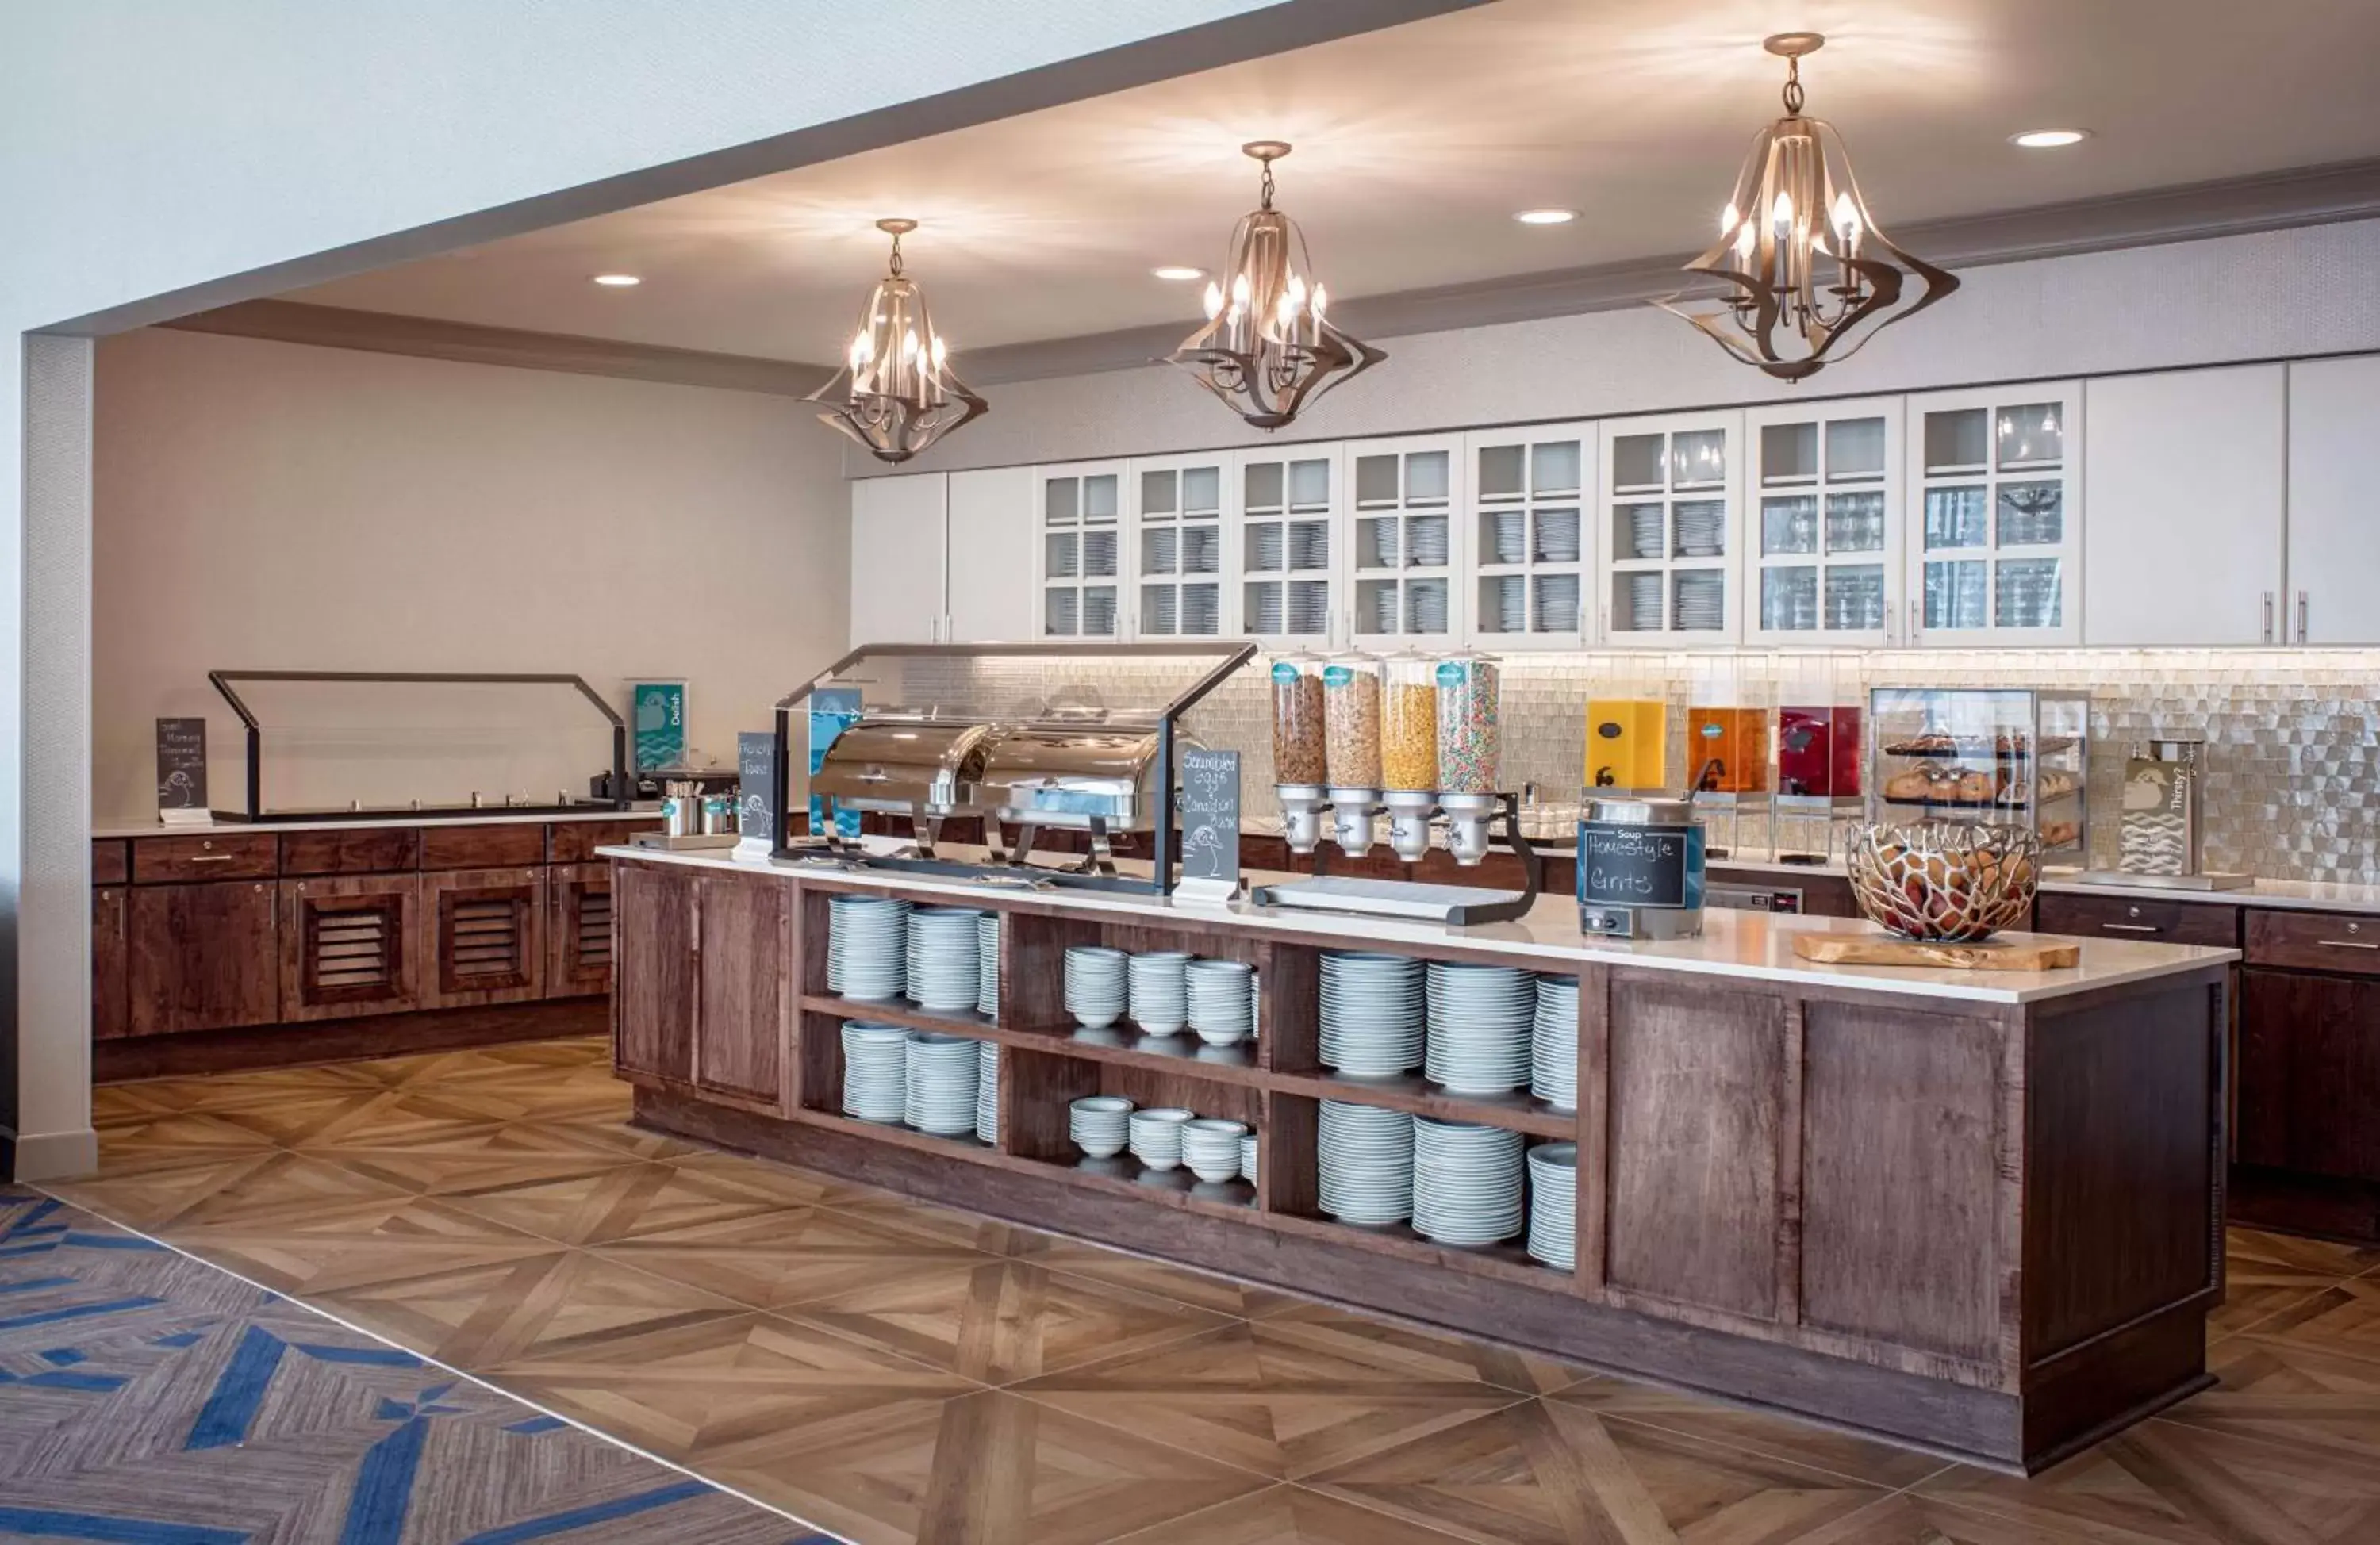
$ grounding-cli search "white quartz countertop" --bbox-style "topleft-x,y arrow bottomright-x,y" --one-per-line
93,808 -> 662,839
600,843 -> 2236,1006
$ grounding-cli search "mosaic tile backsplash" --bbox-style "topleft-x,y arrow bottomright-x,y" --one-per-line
860,649 -> 2380,884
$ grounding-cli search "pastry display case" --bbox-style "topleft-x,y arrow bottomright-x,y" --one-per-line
1866,687 -> 2089,865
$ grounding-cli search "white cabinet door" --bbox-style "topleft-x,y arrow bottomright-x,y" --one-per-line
2083,366 -> 2285,646
1903,383 -> 2083,646
1463,424 -> 1589,650
1129,451 -> 1234,638
1745,397 -> 1902,647
1345,434 -> 1466,651
1034,461 -> 1128,639
1238,447 -> 1342,649
1596,410 -> 1745,646
2288,355 -> 2380,645
944,466 -> 1036,643
849,473 -> 946,646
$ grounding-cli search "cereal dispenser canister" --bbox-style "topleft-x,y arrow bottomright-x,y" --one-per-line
1434,651 -> 1503,865
1380,651 -> 1441,861
1269,652 -> 1329,853
1321,651 -> 1384,857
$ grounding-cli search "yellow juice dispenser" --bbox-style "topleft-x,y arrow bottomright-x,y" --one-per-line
1583,691 -> 1670,795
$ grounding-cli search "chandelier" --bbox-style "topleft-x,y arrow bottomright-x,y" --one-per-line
1656,33 -> 1957,381
1168,142 -> 1383,429
808,218 -> 987,463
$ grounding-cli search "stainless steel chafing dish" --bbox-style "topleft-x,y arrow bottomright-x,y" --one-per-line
977,716 -> 1172,876
808,715 -> 993,857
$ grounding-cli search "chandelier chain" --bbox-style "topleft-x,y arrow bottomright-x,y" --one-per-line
1258,158 -> 1276,210
1782,55 -> 1805,116
886,231 -> 904,277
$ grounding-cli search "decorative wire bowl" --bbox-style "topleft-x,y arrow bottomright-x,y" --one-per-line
1844,822 -> 2040,943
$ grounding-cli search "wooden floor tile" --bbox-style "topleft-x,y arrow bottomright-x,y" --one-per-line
443,1160 -> 816,1246
1773,1493 -> 2113,1543
669,1147 -> 892,1207
1257,1302 -> 1591,1395
399,1063 -> 635,1124
163,1193 -> 561,1295
1548,1379 -> 1952,1488
2159,1334 -> 2380,1463
1304,1397 -> 1884,1545
595,1206 -> 998,1312
1105,1486 -> 1476,1544
267,1089 -> 520,1151
1010,1320 -> 1528,1480
317,1120 -> 647,1196
1000,1232 -> 1307,1318
779,1256 -> 1234,1383
827,1190 -> 1069,1256
535,1115 -> 710,1162
2236,1279 -> 2380,1367
90,1110 -> 285,1174
2212,1229 -> 2380,1338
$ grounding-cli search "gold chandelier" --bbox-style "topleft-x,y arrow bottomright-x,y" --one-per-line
808,218 -> 987,463
1656,33 -> 1957,381
1169,142 -> 1383,429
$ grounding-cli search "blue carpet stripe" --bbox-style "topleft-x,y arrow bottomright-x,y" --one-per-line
502,1416 -> 566,1436
0,1509 -> 248,1543
294,1343 -> 420,1367
0,1275 -> 78,1294
63,1233 -> 165,1251
0,1295 -> 163,1330
185,1325 -> 286,1451
338,1417 -> 428,1545
454,1479 -> 714,1544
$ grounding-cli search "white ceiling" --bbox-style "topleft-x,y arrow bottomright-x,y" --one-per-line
286,0 -> 2380,366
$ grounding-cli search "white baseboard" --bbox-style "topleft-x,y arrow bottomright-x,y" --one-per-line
6,1125 -> 99,1182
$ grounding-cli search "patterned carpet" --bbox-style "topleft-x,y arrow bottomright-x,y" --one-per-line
36,1034 -> 2380,1543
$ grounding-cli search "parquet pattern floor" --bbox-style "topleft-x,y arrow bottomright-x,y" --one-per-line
41,1036 -> 2380,1543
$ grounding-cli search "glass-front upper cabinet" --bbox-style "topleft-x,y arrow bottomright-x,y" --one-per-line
1745,398 -> 1903,647
1035,461 -> 1126,639
1240,450 -> 1338,647
1464,424 -> 1588,649
1904,383 -> 2084,646
1129,452 -> 1232,638
1597,410 -> 1744,646
1346,435 -> 1465,650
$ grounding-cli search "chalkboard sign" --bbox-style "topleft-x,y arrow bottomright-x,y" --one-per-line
1178,748 -> 1240,890
1577,822 -> 1695,909
155,718 -> 209,815
737,730 -> 777,846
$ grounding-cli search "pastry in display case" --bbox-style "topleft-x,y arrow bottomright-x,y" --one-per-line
1867,687 -> 2089,863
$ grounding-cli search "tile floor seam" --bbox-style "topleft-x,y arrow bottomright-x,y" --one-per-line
998,1382 -> 1336,1490
1578,1407 -> 1925,1493
2209,1281 -> 2352,1343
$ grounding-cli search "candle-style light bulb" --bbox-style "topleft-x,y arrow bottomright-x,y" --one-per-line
1721,201 -> 1740,237
1311,282 -> 1329,319
1831,192 -> 1860,249
1772,190 -> 1795,233
1202,281 -> 1223,320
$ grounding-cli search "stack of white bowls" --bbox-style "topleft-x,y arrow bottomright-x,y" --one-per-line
1127,951 -> 1192,1036
1186,960 -> 1255,1047
1424,963 -> 1535,1095
1239,1132 -> 1260,1183
1320,952 -> 1425,1075
1530,975 -> 1580,1112
905,907 -> 983,1014
1183,1118 -> 1249,1183
1065,946 -> 1129,1029
1128,1107 -> 1195,1171
1318,1099 -> 1415,1225
976,913 -> 1001,1018
827,895 -> 909,1001
975,1040 -> 1000,1145
1070,1095 -> 1132,1158
1526,1142 -> 1578,1268
903,1033 -> 981,1135
1411,1118 -> 1525,1246
839,1022 -> 909,1121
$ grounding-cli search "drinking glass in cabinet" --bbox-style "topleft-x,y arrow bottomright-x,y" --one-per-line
1763,496 -> 1819,556
1925,487 -> 1990,550
1763,567 -> 1819,631
1996,403 -> 2064,470
1994,559 -> 2063,629
1761,421 -> 1819,484
1825,565 -> 1887,631
1288,458 -> 1332,508
1924,408 -> 1990,475
1997,482 -> 2063,547
1825,491 -> 1886,553
1825,417 -> 1888,479
1614,503 -> 1665,561
1533,508 -> 1581,563
1673,500 -> 1726,558
1671,429 -> 1726,489
1533,441 -> 1582,495
1925,559 -> 1989,629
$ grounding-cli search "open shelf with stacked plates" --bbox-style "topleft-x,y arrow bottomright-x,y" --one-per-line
1745,398 -> 1903,646
1465,424 -> 1589,649
1130,452 -> 1230,638
1241,450 -> 1339,647
1904,384 -> 2084,646
1345,435 -> 1465,651
1037,461 -> 1127,638
1598,410 -> 1744,645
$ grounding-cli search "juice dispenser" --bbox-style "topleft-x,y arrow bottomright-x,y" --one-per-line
1583,692 -> 1669,795
1774,665 -> 1864,864
1685,671 -> 1772,859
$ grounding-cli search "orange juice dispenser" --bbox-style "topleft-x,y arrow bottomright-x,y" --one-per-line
1583,688 -> 1671,796
1685,670 -> 1772,859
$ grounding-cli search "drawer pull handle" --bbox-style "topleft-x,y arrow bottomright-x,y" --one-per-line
2100,922 -> 2161,933
186,853 -> 236,864
2317,939 -> 2380,951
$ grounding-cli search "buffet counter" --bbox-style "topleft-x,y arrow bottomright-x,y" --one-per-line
604,842 -> 2233,1474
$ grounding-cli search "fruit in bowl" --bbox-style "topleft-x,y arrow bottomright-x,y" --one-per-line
1844,822 -> 2040,943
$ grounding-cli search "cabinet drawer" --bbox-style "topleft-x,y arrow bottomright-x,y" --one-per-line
2247,910 -> 2380,975
92,839 -> 129,886
132,833 -> 278,884
420,822 -> 546,870
548,818 -> 663,864
2034,892 -> 2238,948
280,826 -> 421,876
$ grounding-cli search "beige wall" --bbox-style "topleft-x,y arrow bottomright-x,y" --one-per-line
93,327 -> 846,817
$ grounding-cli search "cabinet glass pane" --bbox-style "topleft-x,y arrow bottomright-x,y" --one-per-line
1532,441 -> 1583,495
1996,482 -> 2063,547
1355,454 -> 1399,506
1141,528 -> 1179,576
1762,566 -> 1819,631
1925,559 -> 1989,629
1674,499 -> 1726,558
1477,444 -> 1525,500
1825,490 -> 1887,554
1825,564 -> 1887,631
1407,512 -> 1450,568
1614,502 -> 1664,562
1081,530 -> 1118,578
1612,434 -> 1664,492
1479,574 -> 1526,634
1084,474 -> 1119,522
1182,465 -> 1221,514
1044,478 -> 1079,526
1534,508 -> 1582,563
1045,531 -> 1079,579
1286,579 -> 1330,634
1825,417 -> 1887,479
1614,571 -> 1664,631
1358,579 -> 1400,635
1480,508 -> 1526,566
1925,486 -> 1990,550
1672,429 -> 1726,488
1181,583 -> 1220,635
1139,469 -> 1177,517
1082,587 -> 1117,636
1924,408 -> 1988,474
1994,558 -> 2063,629
1245,461 -> 1284,511
1045,588 -> 1079,636
1356,515 -> 1399,570
1406,450 -> 1450,504
1244,520 -> 1284,573
1181,526 -> 1219,575
1995,403 -> 2064,470
1406,577 -> 1449,634
1761,422 -> 1819,484
1140,582 -> 1177,635
1532,573 -> 1581,634
1672,568 -> 1725,630
1762,495 -> 1819,556
1286,519 -> 1330,571
1245,581 -> 1283,634
1288,458 -> 1332,508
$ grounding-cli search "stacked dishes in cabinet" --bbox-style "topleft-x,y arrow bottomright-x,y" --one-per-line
976,1039 -> 1000,1145
1070,1096 -> 1251,1188
839,1023 -> 911,1121
1070,1095 -> 1132,1157
828,895 -> 910,1000
1530,976 -> 1580,1112
976,912 -> 1000,1018
841,1024 -> 987,1141
1072,944 -> 1257,1050
1424,964 -> 1534,1095
1319,1099 -> 1415,1225
1127,952 -> 1191,1035
1317,952 -> 1575,1110
1064,946 -> 1128,1028
1128,1107 -> 1193,1169
1185,960 -> 1256,1048
904,1033 -> 981,1136
1526,1143 -> 1577,1267
1412,1118 -> 1525,1245
905,906 -> 986,1014
1182,1118 -> 1251,1183
1319,953 -> 1424,1075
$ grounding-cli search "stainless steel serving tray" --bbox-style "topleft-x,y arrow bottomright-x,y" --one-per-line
976,720 -> 1168,830
809,716 -> 994,814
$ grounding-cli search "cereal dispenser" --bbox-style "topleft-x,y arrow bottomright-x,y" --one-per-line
1269,652 -> 1329,853
1321,651 -> 1385,857
1434,650 -> 1503,864
1380,650 -> 1440,861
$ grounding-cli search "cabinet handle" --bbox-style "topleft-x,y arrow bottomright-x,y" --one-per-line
2262,591 -> 2275,644
187,853 -> 234,864
2297,590 -> 2310,644
2099,922 -> 2162,933
2317,938 -> 2380,951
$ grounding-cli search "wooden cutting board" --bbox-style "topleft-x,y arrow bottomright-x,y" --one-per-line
1792,934 -> 2081,971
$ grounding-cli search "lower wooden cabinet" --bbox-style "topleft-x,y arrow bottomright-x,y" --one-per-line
613,861 -> 695,1083
547,862 -> 614,999
2237,966 -> 2380,1179
421,867 -> 546,1010
280,875 -> 420,1022
93,887 -> 129,1041
126,879 -> 280,1036
693,871 -> 789,1107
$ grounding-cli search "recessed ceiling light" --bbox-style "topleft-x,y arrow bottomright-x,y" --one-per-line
1514,208 -> 1580,225
1151,265 -> 1205,282
2010,128 -> 2090,149
591,273 -> 642,286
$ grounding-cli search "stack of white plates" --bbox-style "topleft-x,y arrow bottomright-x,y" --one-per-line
1526,1142 -> 1578,1268
1143,586 -> 1179,635
976,912 -> 1000,1018
905,907 -> 983,1014
1239,1132 -> 1259,1183
1183,1118 -> 1249,1183
839,1022 -> 909,1122
1424,963 -> 1535,1095
1082,588 -> 1119,636
1624,572 -> 1664,630
1142,528 -> 1179,575
1071,1095 -> 1132,1158
903,1033 -> 980,1135
1675,569 -> 1724,630
1412,1118 -> 1525,1246
1484,574 -> 1527,634
1286,580 -> 1331,635
976,1039 -> 1000,1144
828,896 -> 910,1001
1534,573 -> 1581,634
1286,521 -> 1331,572
1408,516 -> 1450,566
1675,501 -> 1726,557
1371,584 -> 1400,634
1488,510 -> 1527,565
1186,960 -> 1255,1047
1320,951 -> 1424,1075
1530,975 -> 1580,1112
1129,1107 -> 1195,1171
1318,1099 -> 1414,1225
1535,509 -> 1583,564
1362,516 -> 1400,569
1406,580 -> 1449,636
1249,525 -> 1285,573
1046,590 -> 1081,636
1128,951 -> 1191,1036
1065,945 -> 1128,1029
1626,505 -> 1665,561
1181,584 -> 1222,634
